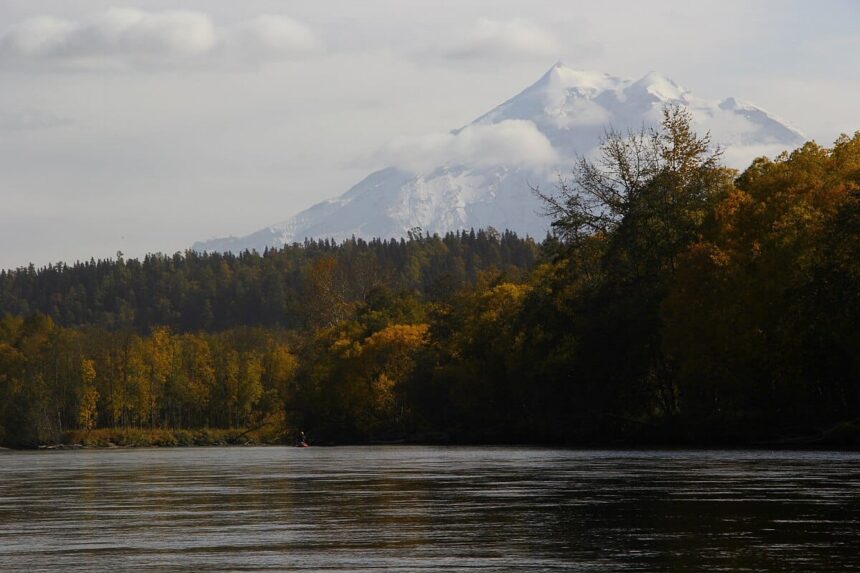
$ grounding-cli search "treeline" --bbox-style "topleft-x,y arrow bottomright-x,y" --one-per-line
0,231 -> 539,446
1,107 -> 859,447
0,229 -> 537,332
0,318 -> 297,445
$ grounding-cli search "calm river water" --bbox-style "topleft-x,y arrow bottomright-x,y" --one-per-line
0,447 -> 858,571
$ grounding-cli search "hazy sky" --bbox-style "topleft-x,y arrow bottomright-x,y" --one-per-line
1,0 -> 858,269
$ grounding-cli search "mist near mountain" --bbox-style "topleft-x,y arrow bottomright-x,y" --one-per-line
194,63 -> 805,253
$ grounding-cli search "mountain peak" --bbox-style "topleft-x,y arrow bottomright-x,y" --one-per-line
627,71 -> 688,101
194,65 -> 806,254
533,62 -> 621,94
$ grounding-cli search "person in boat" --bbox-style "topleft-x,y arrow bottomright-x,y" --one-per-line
295,431 -> 308,447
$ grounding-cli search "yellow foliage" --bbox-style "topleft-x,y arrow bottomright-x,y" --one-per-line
478,283 -> 531,324
363,323 -> 429,351
78,359 -> 99,432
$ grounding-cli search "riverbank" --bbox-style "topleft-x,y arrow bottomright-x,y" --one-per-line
45,427 -> 284,449
33,428 -> 456,449
9,423 -> 857,451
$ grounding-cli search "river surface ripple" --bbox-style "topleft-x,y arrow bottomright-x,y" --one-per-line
1,446 -> 859,571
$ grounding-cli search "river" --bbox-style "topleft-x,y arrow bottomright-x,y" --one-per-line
1,447 -> 858,571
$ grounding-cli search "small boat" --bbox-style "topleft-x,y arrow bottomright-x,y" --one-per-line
294,431 -> 309,447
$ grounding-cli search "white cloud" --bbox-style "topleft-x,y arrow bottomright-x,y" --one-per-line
0,9 -> 321,70
446,18 -> 559,60
229,15 -> 321,61
86,9 -> 216,58
0,16 -> 77,57
0,9 -> 216,66
378,119 -> 558,172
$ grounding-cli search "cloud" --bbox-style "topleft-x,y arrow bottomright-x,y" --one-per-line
229,15 -> 321,61
378,119 -> 558,172
685,103 -> 805,168
0,9 -> 321,70
445,18 -> 560,60
0,9 -> 216,66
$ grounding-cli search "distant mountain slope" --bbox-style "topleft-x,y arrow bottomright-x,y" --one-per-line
194,63 -> 805,252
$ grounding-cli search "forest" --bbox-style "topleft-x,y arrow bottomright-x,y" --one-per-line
1,107 -> 858,448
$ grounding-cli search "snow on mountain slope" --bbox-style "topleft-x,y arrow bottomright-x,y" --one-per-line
193,63 -> 805,252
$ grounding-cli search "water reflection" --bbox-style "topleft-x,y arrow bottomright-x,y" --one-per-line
1,447 -> 859,571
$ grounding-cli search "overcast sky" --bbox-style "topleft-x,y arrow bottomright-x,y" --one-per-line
1,0 -> 858,269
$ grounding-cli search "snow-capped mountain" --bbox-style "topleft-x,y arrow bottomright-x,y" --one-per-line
194,63 -> 805,252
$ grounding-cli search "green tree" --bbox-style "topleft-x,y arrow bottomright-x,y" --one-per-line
537,106 -> 731,427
